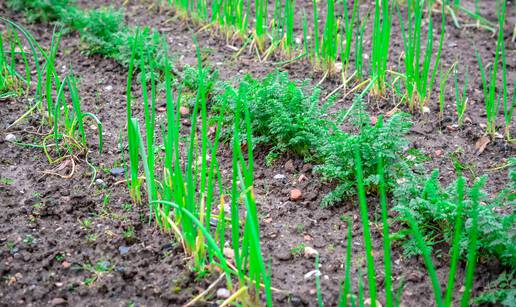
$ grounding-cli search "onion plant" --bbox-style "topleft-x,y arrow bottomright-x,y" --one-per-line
339,0 -> 358,78
371,0 -> 392,95
475,0 -> 509,138
453,65 -> 468,126
283,0 -> 295,55
396,0 -> 446,111
354,7 -> 367,80
0,17 -> 43,101
255,0 -> 267,50
125,31 -> 271,305
320,0 -> 338,70
1,19 -> 102,161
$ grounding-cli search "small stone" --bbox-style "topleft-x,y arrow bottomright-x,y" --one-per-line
275,251 -> 292,261
223,247 -> 234,259
290,296 -> 302,306
370,115 -> 378,125
55,282 -> 63,287
284,160 -> 295,172
179,106 -> 190,117
290,189 -> 302,201
104,85 -> 113,91
89,124 -> 97,131
95,179 -> 106,188
5,133 -> 16,142
304,192 -> 318,201
119,246 -> 130,255
303,246 -> 319,259
464,117 -> 472,124
301,164 -> 313,173
110,167 -> 125,176
51,298 -> 67,305
434,149 -> 443,157
303,269 -> 320,280
156,106 -> 166,112
422,106 -> 430,114
61,261 -> 71,269
216,288 -> 231,299
273,174 -> 286,180
364,298 -> 382,307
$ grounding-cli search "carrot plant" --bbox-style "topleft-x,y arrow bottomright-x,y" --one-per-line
396,0 -> 446,111
6,0 -> 72,23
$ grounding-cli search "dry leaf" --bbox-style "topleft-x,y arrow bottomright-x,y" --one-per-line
475,135 -> 490,155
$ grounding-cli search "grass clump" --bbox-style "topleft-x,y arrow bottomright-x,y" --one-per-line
393,163 -> 516,268
6,0 -> 72,23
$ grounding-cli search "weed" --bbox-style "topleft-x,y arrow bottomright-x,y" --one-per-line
22,234 -> 35,245
0,176 -> 14,185
79,218 -> 92,229
290,243 -> 305,257
122,226 -> 135,239
122,203 -> 132,212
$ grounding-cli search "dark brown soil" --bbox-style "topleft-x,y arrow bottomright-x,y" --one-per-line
1,1 -> 514,306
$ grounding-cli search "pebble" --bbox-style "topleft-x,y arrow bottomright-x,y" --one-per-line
223,247 -> 234,259
434,149 -> 443,157
61,261 -> 71,269
110,167 -> 125,176
290,189 -> 302,201
422,106 -> 430,114
273,174 -> 286,180
290,295 -> 302,306
275,251 -> 293,261
104,85 -> 113,91
179,106 -> 190,117
51,298 -> 67,306
284,160 -> 295,172
303,269 -> 320,280
5,133 -> 16,142
95,179 -> 106,188
119,246 -> 130,255
364,298 -> 383,307
216,288 -> 231,299
303,246 -> 319,259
